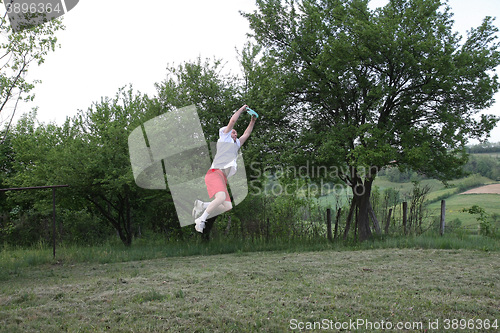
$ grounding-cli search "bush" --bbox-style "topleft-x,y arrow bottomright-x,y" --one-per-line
456,174 -> 487,193
59,209 -> 114,245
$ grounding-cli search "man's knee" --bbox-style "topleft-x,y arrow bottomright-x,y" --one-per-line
215,191 -> 227,201
224,201 -> 233,211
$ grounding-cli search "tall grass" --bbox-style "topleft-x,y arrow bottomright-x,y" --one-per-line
1,232 -> 499,281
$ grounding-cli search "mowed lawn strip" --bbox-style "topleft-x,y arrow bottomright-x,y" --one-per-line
0,249 -> 499,332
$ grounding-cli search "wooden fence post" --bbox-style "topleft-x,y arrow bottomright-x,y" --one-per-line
52,188 -> 56,258
334,208 -> 341,240
368,202 -> 381,235
326,208 -> 333,242
440,200 -> 446,236
403,202 -> 408,235
266,218 -> 270,241
385,208 -> 392,234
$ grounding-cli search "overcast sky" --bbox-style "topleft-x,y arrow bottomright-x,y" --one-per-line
9,0 -> 500,143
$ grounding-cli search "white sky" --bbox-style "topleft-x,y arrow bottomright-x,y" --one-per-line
8,0 -> 500,143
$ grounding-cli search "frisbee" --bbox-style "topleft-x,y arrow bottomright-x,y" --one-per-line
246,107 -> 259,118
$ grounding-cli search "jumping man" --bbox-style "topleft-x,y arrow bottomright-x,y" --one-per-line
192,105 -> 257,232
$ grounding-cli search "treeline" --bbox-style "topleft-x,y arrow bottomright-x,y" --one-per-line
3,0 -> 500,246
1,60 -> 499,246
0,58 -> 302,247
468,142 -> 500,154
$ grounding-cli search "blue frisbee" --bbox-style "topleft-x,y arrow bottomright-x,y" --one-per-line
246,107 -> 259,118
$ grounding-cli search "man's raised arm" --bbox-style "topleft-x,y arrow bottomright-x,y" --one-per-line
239,115 -> 257,146
223,105 -> 248,134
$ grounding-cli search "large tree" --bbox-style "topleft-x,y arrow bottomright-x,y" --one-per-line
156,57 -> 293,188
62,87 -> 167,246
5,88 -> 171,246
244,0 -> 500,240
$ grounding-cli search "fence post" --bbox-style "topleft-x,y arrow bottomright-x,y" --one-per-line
266,218 -> 270,241
385,208 -> 392,234
440,200 -> 446,236
52,188 -> 56,258
403,202 -> 408,235
334,208 -> 341,240
326,208 -> 332,242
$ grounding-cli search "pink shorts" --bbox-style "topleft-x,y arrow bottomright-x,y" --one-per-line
205,169 -> 231,202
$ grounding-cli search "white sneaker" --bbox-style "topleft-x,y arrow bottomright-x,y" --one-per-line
192,199 -> 204,218
195,217 -> 205,233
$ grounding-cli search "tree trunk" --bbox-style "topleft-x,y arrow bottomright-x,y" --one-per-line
225,215 -> 232,236
353,180 -> 373,241
87,194 -> 133,247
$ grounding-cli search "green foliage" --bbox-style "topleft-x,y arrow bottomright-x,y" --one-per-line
1,88 -> 181,246
244,0 -> 500,181
155,58 -> 241,143
4,1 -> 500,246
58,209 -> 114,245
380,167 -> 426,183
455,174 -> 488,192
0,5 -> 64,141
463,154 -> 500,180
462,205 -> 493,236
243,0 -> 500,240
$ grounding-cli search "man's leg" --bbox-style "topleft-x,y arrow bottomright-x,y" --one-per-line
199,192 -> 232,221
206,192 -> 232,216
195,192 -> 232,233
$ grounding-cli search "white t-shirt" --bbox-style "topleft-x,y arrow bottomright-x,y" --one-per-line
210,126 -> 241,178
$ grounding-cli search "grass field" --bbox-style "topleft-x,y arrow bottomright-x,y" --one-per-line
1,171 -> 499,331
0,248 -> 498,332
427,193 -> 500,228
315,174 -> 500,231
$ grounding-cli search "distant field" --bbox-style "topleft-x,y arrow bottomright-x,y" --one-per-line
0,249 -> 498,332
427,193 -> 500,227
461,184 -> 500,195
315,175 -> 500,231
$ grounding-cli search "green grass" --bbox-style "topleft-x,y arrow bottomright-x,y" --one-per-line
373,177 -> 446,194
427,193 -> 500,227
0,247 -> 498,332
1,233 -> 499,278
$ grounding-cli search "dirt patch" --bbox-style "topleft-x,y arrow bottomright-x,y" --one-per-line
460,184 -> 500,195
